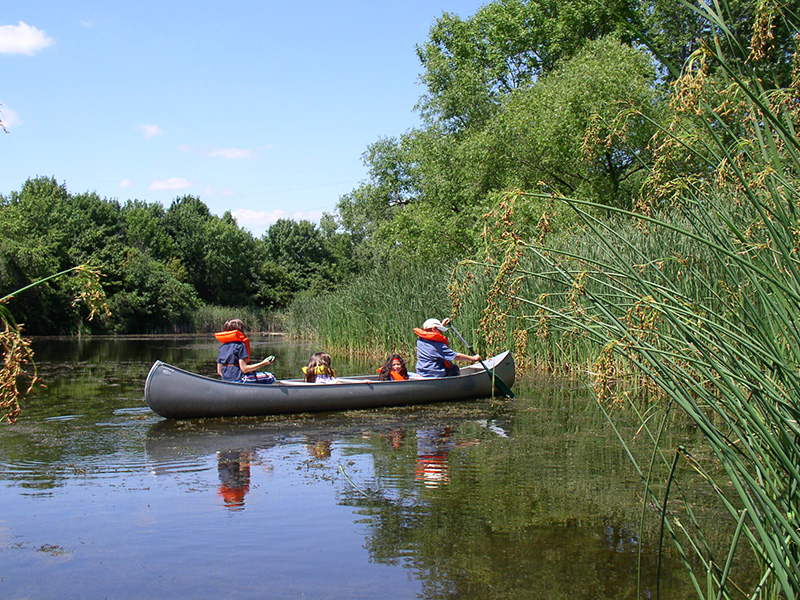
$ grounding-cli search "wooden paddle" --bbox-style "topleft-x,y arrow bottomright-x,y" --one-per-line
444,319 -> 515,398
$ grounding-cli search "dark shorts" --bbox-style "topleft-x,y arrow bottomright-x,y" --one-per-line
241,372 -> 276,384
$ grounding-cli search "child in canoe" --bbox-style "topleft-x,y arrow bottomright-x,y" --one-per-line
302,352 -> 338,383
377,354 -> 410,381
302,352 -> 370,384
215,318 -> 276,384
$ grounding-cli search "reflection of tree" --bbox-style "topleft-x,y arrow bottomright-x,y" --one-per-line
338,404 -> 723,600
217,450 -> 251,510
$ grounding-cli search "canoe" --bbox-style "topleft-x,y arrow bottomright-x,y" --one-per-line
144,350 -> 515,419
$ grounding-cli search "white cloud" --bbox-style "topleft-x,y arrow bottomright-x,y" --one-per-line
205,147 -> 259,160
118,179 -> 133,188
149,177 -> 193,191
0,104 -> 21,129
138,123 -> 162,139
0,21 -> 54,55
232,208 -> 324,230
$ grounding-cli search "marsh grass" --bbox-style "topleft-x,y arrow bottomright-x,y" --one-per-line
464,2 -> 800,597
189,304 -> 285,334
287,262 -> 459,358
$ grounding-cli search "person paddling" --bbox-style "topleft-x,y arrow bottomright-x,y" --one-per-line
414,318 -> 480,378
215,318 -> 276,384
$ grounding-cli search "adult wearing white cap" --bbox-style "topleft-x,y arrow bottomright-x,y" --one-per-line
413,317 -> 481,378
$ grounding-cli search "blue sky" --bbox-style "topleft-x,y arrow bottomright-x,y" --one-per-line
1,1 -> 486,236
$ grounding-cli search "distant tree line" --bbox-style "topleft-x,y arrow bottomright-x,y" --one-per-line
0,177 -> 359,334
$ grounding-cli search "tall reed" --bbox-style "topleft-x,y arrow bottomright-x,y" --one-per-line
286,261 -> 466,358
189,304 -> 285,334
466,2 -> 800,597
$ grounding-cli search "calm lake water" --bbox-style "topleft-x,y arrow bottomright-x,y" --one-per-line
0,335 -> 714,599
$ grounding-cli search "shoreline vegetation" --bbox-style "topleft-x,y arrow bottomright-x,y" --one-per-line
2,1 -> 799,597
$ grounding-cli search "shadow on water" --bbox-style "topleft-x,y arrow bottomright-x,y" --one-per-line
0,336 -> 736,599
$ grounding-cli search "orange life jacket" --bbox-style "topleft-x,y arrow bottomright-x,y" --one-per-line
214,330 -> 251,363
413,328 -> 449,345
377,368 -> 408,381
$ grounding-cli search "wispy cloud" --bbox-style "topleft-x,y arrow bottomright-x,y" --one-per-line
118,179 -> 133,188
149,177 -> 193,191
0,21 -> 54,55
0,104 -> 21,129
232,208 -> 324,230
138,123 -> 162,139
205,147 -> 260,160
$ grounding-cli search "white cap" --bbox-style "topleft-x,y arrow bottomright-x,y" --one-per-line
422,318 -> 448,332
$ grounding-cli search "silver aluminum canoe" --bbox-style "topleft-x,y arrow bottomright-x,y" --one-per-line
145,351 -> 515,419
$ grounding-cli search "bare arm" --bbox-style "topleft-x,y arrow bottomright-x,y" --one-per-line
441,319 -> 480,363
239,357 -> 273,374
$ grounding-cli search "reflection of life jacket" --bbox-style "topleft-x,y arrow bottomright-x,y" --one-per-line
218,483 -> 249,507
414,328 -> 454,370
415,455 -> 450,488
217,452 -> 251,508
214,330 -> 251,363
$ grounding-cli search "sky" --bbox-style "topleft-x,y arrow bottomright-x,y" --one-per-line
1,0 -> 487,236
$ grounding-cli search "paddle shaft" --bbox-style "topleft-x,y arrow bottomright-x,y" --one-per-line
447,322 -> 515,398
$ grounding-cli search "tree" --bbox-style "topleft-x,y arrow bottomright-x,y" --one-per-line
0,178 -> 103,333
163,196 -> 262,306
122,200 -> 177,261
200,212 -> 262,307
416,0 -> 638,131
492,36 -> 663,208
102,247 -> 200,333
263,219 -> 340,298
637,0 -> 797,87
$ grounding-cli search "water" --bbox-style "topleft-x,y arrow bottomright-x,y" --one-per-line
0,336 -> 707,599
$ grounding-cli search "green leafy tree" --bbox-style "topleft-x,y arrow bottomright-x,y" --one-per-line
102,247 -> 200,333
416,0 -> 638,130
0,178 -> 95,332
492,36 -> 663,208
163,196 -> 262,306
163,195 -> 214,298
200,212 -> 262,307
263,219 -> 340,299
335,0 -> 656,262
122,200 -> 177,261
637,0 -> 797,86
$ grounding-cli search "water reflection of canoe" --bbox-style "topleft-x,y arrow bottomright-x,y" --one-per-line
144,351 -> 515,419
